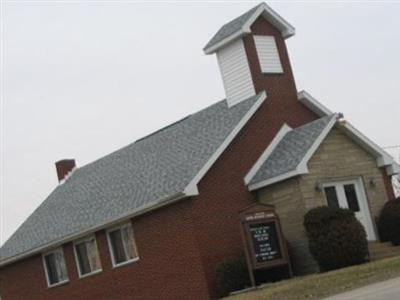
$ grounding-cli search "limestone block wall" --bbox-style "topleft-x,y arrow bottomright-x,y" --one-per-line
256,127 -> 389,274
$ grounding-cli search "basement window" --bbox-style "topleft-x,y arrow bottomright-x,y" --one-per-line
107,223 -> 139,267
73,236 -> 102,278
42,248 -> 69,287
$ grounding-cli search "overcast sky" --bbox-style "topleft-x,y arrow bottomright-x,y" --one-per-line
1,1 -> 399,245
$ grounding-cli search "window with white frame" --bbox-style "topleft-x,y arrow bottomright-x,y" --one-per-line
107,223 -> 138,267
42,248 -> 69,287
73,236 -> 102,277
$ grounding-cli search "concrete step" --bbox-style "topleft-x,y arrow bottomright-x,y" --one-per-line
369,241 -> 400,261
370,252 -> 400,261
368,241 -> 392,248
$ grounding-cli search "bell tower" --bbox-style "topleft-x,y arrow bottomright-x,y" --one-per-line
204,3 -> 298,107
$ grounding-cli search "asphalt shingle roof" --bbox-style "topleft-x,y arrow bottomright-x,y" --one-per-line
249,115 -> 335,186
1,94 -> 261,263
203,3 -> 262,52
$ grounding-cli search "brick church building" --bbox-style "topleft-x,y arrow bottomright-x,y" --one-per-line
1,3 -> 398,299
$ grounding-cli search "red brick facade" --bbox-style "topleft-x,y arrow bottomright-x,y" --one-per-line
0,16 -> 394,300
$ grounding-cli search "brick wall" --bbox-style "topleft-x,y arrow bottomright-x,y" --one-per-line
256,127 -> 390,274
0,200 -> 211,300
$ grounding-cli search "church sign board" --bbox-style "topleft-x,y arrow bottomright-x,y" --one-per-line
239,204 -> 292,286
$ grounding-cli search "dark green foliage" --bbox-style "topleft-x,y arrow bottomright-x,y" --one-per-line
303,206 -> 368,272
216,258 -> 250,296
378,197 -> 400,245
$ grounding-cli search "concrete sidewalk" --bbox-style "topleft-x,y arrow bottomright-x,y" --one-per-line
324,277 -> 400,300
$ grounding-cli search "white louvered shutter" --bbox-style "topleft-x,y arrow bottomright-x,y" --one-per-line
254,35 -> 283,74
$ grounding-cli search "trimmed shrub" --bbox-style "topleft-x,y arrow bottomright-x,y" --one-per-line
378,197 -> 400,245
303,206 -> 368,272
216,258 -> 250,296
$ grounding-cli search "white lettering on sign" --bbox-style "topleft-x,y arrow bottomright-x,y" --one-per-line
245,212 -> 275,221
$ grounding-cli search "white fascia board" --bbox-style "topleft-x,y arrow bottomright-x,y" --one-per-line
387,164 -> 400,176
244,123 -> 292,185
184,91 -> 267,196
0,192 -> 187,268
297,114 -> 338,168
204,30 -> 246,55
204,3 -> 295,55
243,3 -> 295,38
297,90 -> 333,117
337,120 -> 400,174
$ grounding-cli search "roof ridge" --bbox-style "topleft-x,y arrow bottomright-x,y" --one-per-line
73,98 -> 228,173
291,114 -> 336,132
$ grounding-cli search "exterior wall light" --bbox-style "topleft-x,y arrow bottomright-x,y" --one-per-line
369,178 -> 376,187
315,182 -> 323,192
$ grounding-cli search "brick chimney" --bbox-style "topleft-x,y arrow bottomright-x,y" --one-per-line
55,159 -> 76,182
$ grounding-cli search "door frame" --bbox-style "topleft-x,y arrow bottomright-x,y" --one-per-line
322,177 -> 377,241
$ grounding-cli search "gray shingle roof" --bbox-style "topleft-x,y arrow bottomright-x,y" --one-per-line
249,115 -> 336,186
203,3 -> 263,52
1,94 -> 261,263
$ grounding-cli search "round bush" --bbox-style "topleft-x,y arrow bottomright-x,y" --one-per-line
303,206 -> 368,272
216,258 -> 250,296
378,197 -> 400,245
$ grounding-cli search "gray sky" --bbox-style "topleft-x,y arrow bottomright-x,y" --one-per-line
1,1 -> 400,245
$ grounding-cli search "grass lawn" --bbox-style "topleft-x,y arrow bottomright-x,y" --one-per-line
223,256 -> 400,300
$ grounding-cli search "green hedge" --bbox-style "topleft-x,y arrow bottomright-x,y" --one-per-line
216,258 -> 250,296
378,197 -> 400,245
304,206 -> 368,272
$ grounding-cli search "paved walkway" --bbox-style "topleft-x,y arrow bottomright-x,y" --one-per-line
324,277 -> 400,300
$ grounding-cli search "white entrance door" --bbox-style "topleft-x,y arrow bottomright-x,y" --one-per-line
323,178 -> 376,241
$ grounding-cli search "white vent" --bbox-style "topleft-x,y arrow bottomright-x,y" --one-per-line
254,35 -> 283,74
216,39 -> 255,107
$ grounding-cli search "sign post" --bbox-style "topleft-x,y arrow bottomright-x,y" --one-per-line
239,203 -> 292,287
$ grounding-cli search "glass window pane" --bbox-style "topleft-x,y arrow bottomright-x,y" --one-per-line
54,251 -> 68,282
45,253 -> 59,285
86,239 -> 101,272
121,226 -> 138,260
324,186 -> 339,209
344,184 -> 360,212
76,242 -> 92,275
109,229 -> 127,264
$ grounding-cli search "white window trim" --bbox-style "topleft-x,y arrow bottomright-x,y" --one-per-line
42,248 -> 69,288
73,235 -> 102,279
106,222 -> 139,268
